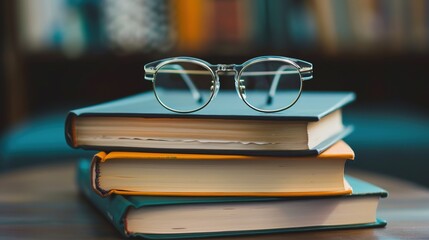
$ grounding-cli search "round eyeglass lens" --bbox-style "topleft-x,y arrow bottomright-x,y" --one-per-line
153,61 -> 214,112
238,60 -> 302,112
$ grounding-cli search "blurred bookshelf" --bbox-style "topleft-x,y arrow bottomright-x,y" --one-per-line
13,0 -> 429,56
2,0 -> 429,133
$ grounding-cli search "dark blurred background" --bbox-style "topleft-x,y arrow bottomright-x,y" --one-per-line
1,0 -> 429,186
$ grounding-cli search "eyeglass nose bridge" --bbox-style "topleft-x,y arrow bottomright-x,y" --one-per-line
215,64 -> 237,77
217,64 -> 235,71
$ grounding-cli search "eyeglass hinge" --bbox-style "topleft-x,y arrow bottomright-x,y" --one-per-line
144,67 -> 156,81
144,73 -> 155,81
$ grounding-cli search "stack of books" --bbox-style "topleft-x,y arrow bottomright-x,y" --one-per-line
66,91 -> 387,239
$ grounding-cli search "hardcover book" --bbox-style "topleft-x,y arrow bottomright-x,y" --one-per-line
77,158 -> 387,239
65,91 -> 355,156
91,141 -> 354,197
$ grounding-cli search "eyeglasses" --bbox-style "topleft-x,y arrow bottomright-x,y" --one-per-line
144,56 -> 313,113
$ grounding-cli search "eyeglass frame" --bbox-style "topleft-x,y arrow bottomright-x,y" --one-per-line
144,56 -> 313,113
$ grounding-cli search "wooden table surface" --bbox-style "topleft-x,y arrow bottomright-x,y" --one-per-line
1,162 -> 429,239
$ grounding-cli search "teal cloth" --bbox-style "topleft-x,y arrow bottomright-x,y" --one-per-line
0,113 -> 94,170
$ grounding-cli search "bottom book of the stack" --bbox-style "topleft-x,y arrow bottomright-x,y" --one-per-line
77,159 -> 387,239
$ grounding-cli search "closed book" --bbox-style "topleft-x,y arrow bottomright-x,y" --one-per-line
77,158 -> 387,239
65,91 -> 355,156
91,141 -> 354,197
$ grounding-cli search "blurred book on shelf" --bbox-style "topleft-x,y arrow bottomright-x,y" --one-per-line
16,0 -> 429,57
17,0 -> 175,56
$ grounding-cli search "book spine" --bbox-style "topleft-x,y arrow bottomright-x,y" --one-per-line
77,159 -> 131,237
90,152 -> 113,197
64,113 -> 78,148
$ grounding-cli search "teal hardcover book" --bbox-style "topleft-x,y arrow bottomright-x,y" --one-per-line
66,91 -> 355,156
77,159 -> 387,239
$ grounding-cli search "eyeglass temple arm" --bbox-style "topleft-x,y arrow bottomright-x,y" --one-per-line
288,58 -> 313,81
145,64 -> 203,104
266,62 -> 313,105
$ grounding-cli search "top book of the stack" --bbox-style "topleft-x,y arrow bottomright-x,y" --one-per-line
65,91 -> 354,156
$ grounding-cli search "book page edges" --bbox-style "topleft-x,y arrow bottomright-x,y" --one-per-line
307,109 -> 344,150
100,140 -> 354,162
127,219 -> 386,238
108,188 -> 352,197
105,177 -> 353,197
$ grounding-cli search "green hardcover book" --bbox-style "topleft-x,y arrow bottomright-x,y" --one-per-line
65,91 -> 354,156
77,159 -> 387,239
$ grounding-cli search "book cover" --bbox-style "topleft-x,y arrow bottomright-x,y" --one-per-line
65,91 -> 355,156
77,158 -> 387,239
90,141 -> 354,197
